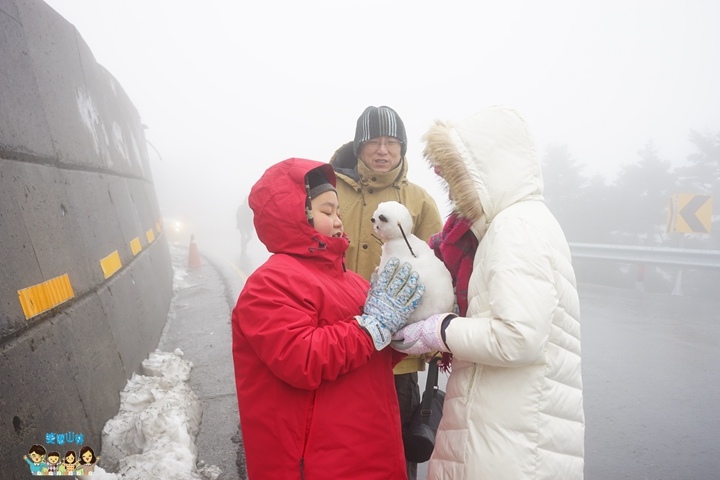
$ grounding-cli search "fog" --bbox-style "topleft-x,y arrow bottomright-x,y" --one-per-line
43,0 -> 720,263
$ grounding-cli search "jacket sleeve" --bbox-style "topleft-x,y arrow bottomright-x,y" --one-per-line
233,263 -> 377,390
444,216 -> 557,366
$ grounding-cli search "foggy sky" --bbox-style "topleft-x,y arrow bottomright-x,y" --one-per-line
42,0 -> 720,249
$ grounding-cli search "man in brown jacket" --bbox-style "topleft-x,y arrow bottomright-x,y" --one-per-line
330,105 -> 442,480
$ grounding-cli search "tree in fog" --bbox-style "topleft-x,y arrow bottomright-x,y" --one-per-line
541,134 -> 718,298
542,145 -> 588,241
542,145 -> 614,243
610,141 -> 676,246
674,130 -> 720,249
681,130 -> 720,190
576,173 -> 615,243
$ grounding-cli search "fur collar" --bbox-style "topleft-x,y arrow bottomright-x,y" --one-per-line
422,121 -> 484,223
422,107 -> 543,227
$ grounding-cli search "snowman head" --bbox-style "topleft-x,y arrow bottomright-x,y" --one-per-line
371,201 -> 414,241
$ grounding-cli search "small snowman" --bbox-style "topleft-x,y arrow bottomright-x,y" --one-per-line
371,201 -> 455,324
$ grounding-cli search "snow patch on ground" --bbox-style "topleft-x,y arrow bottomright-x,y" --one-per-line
91,349 -> 219,479
172,248 -> 191,293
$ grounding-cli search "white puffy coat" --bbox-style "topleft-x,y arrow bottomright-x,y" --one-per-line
423,106 -> 585,479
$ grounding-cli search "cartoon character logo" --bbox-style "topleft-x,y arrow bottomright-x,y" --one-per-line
78,446 -> 100,476
23,435 -> 98,476
23,444 -> 47,475
46,451 -> 61,475
59,450 -> 79,476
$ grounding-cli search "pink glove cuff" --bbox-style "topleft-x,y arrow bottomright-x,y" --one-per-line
425,313 -> 451,351
391,313 -> 455,355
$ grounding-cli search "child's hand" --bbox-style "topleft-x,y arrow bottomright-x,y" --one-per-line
357,258 -> 425,350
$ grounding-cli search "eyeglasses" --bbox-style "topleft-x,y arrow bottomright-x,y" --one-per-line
362,137 -> 402,150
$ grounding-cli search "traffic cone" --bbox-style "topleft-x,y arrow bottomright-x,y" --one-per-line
188,235 -> 202,268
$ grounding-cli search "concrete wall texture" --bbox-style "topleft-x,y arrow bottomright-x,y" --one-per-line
0,0 -> 174,476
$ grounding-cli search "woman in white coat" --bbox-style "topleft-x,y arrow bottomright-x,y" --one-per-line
393,106 -> 585,479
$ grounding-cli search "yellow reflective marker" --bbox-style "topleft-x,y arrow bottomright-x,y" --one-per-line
156,221 -> 161,233
130,237 -> 143,256
146,228 -> 155,243
100,250 -> 122,279
17,274 -> 75,319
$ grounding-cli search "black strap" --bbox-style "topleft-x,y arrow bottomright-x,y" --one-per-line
419,357 -> 440,424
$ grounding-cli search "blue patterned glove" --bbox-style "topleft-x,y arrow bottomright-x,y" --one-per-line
356,258 -> 425,350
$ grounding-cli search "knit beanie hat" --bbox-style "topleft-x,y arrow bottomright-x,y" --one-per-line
305,168 -> 337,200
304,166 -> 337,225
353,105 -> 407,157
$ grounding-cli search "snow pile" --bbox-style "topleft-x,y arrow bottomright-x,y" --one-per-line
94,349 -> 213,480
171,246 -> 191,293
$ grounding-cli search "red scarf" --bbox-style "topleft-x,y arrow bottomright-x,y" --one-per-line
428,212 -> 479,371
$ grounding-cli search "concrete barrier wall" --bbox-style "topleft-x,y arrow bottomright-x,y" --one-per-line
0,0 -> 173,476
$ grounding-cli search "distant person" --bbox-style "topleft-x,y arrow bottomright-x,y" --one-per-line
231,157 -> 425,479
330,105 -> 442,480
236,197 -> 253,255
392,106 -> 585,479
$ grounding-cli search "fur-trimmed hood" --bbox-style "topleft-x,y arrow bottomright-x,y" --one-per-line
249,158 -> 348,262
422,106 -> 544,227
421,107 -> 584,479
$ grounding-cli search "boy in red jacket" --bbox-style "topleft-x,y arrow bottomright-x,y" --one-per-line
232,158 -> 424,479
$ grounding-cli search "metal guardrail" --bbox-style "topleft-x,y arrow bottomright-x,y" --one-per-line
569,243 -> 720,270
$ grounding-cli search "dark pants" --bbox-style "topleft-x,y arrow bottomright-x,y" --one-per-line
395,372 -> 421,480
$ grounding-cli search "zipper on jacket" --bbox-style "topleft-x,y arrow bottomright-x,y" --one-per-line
300,392 -> 316,479
466,363 -> 480,396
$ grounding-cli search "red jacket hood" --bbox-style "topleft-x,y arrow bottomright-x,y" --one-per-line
249,158 -> 349,259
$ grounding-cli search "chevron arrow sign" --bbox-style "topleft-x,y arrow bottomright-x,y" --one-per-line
668,194 -> 712,234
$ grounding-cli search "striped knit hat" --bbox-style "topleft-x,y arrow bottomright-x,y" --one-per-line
353,106 -> 407,157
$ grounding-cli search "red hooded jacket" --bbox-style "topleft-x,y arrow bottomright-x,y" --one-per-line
232,158 -> 407,480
